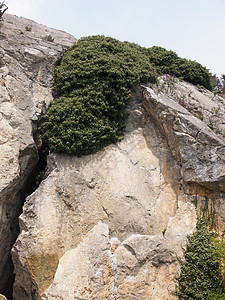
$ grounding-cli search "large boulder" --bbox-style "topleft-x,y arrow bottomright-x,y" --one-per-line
11,84 -> 200,299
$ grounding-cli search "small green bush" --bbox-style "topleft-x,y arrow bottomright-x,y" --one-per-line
148,46 -> 213,90
40,35 -> 156,156
178,217 -> 222,300
147,46 -> 179,74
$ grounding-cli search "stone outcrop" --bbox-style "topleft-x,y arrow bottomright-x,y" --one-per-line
12,78 -> 225,299
143,76 -> 225,191
42,222 -> 182,300
0,14 -> 225,300
0,13 -> 76,297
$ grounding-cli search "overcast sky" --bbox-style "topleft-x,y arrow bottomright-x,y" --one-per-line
5,0 -> 225,77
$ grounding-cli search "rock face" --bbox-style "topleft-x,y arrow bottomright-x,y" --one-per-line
0,14 -> 225,300
0,13 -> 76,297
12,93 -> 195,299
12,77 -> 225,299
144,76 -> 225,191
42,222 -> 182,300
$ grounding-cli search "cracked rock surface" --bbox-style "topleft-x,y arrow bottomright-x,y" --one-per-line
12,79 -> 225,299
1,14 -> 224,300
0,13 -> 76,296
12,88 -> 200,299
143,76 -> 225,191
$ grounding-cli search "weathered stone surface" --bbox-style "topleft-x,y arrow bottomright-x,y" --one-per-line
42,222 -> 183,300
142,76 -> 225,191
12,89 -> 200,299
0,15 -> 224,300
0,13 -> 76,295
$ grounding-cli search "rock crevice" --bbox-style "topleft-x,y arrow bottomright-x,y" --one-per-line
0,13 -> 76,298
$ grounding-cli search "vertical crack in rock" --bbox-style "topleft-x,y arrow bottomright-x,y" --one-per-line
0,13 -> 76,299
1,133 -> 49,300
0,148 -> 38,299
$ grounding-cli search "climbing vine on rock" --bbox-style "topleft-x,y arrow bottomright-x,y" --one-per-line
178,217 -> 223,300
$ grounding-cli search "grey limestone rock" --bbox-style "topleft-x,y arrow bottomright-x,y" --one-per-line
12,87 -> 197,299
12,78 -> 225,299
0,14 -> 225,300
142,76 -> 225,191
0,13 -> 76,295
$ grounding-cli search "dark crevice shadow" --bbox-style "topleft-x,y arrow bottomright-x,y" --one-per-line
2,142 -> 49,300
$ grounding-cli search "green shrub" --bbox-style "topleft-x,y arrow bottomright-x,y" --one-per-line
178,217 -> 221,300
148,46 -> 213,90
147,46 -> 179,74
40,35 -> 156,156
208,293 -> 225,300
207,238 -> 225,299
40,36 -> 213,156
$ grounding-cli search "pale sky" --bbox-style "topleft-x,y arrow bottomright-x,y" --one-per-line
5,0 -> 225,77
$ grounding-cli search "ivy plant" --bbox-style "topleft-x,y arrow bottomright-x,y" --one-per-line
178,217 -> 222,300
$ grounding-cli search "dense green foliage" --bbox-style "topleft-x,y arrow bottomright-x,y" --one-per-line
40,36 -> 156,155
178,218 -> 221,300
208,239 -> 225,299
208,294 -> 225,300
148,46 -> 213,90
213,238 -> 225,274
40,35 -> 213,156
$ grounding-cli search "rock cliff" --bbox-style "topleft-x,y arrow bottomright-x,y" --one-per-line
12,80 -> 225,299
0,13 -> 76,298
0,14 -> 225,300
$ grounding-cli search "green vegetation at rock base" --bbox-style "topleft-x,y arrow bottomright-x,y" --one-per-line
177,217 -> 225,300
40,35 -> 213,156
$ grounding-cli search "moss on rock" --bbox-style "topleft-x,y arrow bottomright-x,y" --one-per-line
27,253 -> 59,295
